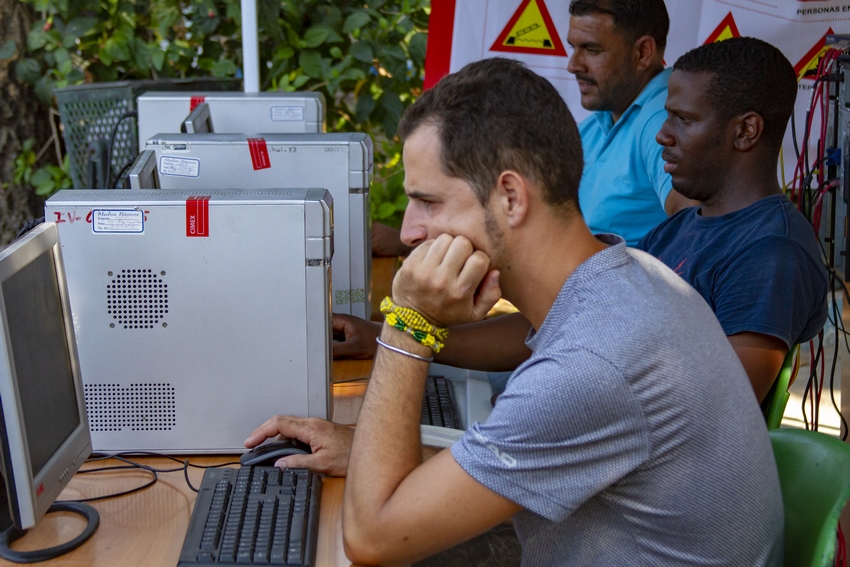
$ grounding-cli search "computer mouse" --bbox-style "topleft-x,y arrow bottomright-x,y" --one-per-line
240,438 -> 312,467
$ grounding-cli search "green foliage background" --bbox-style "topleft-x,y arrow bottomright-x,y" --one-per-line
7,0 -> 428,225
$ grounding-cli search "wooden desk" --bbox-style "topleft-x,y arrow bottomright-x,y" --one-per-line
0,359 -> 373,567
370,256 -> 400,322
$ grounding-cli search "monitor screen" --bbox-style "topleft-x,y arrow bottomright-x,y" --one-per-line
0,223 -> 91,529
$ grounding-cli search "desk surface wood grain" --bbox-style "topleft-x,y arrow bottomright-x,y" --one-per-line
0,359 -> 373,567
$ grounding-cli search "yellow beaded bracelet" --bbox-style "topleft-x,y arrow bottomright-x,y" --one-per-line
380,297 -> 449,353
380,297 -> 449,340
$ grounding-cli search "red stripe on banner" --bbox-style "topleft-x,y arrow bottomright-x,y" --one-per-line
247,138 -> 271,170
186,196 -> 210,237
424,0 -> 457,90
190,96 -> 206,111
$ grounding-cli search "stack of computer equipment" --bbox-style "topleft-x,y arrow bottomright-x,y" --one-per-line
45,91 -> 356,454
129,132 -> 372,319
130,91 -> 373,319
136,92 -> 326,145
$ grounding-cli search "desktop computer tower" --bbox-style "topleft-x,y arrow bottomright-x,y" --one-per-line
45,189 -> 332,454
137,132 -> 372,319
137,91 -> 326,147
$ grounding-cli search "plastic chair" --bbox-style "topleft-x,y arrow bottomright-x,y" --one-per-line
769,428 -> 850,567
762,345 -> 800,430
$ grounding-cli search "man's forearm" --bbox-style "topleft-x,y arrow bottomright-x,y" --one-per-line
435,312 -> 532,371
344,324 -> 431,543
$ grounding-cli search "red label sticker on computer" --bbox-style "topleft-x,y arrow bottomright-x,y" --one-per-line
247,138 -> 271,170
36,482 -> 44,497
190,96 -> 205,111
186,196 -> 210,237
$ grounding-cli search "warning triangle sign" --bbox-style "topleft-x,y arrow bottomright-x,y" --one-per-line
703,12 -> 741,44
794,28 -> 834,81
490,0 -> 567,56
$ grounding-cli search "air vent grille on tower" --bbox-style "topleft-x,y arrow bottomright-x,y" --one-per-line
106,269 -> 168,329
84,383 -> 177,431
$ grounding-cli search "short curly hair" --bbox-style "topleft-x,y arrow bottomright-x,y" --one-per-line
398,58 -> 584,213
568,0 -> 669,49
673,37 -> 797,153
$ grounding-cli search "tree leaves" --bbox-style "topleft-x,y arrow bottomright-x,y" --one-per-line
0,40 -> 16,61
302,27 -> 330,49
299,50 -> 324,78
15,0 -> 431,226
343,11 -> 371,34
15,58 -> 41,84
350,41 -> 374,63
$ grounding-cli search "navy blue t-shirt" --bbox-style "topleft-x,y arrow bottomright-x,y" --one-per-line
636,194 -> 828,348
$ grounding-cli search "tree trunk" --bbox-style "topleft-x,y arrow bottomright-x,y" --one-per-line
0,0 -> 52,247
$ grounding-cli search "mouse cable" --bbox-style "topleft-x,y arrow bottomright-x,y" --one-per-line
183,460 -> 200,493
54,451 -> 241,502
85,451 -> 240,495
55,464 -> 157,504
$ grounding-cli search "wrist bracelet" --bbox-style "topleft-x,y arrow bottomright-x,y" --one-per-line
375,337 -> 434,363
380,297 -> 449,353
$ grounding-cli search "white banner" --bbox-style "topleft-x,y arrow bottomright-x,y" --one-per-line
425,0 -> 850,180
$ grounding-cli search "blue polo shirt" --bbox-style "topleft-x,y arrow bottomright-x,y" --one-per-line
578,68 -> 673,246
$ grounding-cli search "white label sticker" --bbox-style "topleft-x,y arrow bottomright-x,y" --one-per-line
159,156 -> 200,177
92,210 -> 144,233
270,106 -> 304,122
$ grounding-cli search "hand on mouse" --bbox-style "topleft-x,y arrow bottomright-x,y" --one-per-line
245,416 -> 354,477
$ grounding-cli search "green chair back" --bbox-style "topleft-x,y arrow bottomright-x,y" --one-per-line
763,345 -> 800,430
769,428 -> 850,567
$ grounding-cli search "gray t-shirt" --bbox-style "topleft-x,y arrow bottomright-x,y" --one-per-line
452,236 -> 783,566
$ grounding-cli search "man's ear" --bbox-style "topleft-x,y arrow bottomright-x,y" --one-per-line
733,111 -> 764,152
496,170 -> 529,228
633,35 -> 658,72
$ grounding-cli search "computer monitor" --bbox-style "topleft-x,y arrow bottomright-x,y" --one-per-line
180,102 -> 213,134
126,150 -> 160,190
0,223 -> 92,530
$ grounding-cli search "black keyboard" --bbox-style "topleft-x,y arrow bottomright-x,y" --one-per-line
178,466 -> 321,566
421,375 -> 460,429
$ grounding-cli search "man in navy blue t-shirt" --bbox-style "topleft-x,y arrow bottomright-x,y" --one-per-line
637,37 -> 828,402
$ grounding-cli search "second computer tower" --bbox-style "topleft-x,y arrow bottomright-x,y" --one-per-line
136,132 -> 373,319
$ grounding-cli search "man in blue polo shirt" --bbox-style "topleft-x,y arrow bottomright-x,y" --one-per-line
568,0 -> 693,246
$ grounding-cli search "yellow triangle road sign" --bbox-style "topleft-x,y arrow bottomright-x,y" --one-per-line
703,12 -> 741,44
490,0 -> 567,56
795,28 -> 834,82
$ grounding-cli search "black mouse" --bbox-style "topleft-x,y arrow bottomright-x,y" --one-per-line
240,438 -> 312,467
